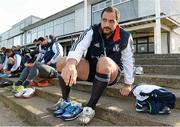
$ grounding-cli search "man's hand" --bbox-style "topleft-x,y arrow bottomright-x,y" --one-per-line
120,84 -> 132,96
25,63 -> 33,67
61,59 -> 78,87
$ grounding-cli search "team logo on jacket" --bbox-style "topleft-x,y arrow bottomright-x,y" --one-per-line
94,43 -> 100,48
113,44 -> 120,52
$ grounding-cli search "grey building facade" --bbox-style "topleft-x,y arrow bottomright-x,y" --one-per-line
0,0 -> 180,54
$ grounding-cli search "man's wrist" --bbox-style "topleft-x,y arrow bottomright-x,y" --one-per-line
123,83 -> 132,87
66,59 -> 78,66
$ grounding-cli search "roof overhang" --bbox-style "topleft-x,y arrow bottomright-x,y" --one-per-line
120,15 -> 180,30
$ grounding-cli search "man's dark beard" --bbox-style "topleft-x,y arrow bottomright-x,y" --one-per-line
103,27 -> 111,31
103,27 -> 113,37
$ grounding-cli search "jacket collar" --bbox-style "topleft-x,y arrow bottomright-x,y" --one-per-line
98,24 -> 121,42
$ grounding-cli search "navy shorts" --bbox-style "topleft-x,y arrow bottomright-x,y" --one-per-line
87,58 -> 121,86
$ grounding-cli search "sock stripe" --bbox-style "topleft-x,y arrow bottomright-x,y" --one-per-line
95,74 -> 110,83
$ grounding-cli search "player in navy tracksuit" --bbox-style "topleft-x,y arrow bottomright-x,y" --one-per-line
3,49 -> 22,76
15,37 -> 63,87
49,7 -> 134,123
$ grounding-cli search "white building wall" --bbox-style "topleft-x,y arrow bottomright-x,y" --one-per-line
161,33 -> 168,54
170,31 -> 180,53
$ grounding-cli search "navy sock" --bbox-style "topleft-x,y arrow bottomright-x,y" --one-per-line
87,72 -> 110,109
22,80 -> 30,87
58,75 -> 71,102
15,80 -> 23,86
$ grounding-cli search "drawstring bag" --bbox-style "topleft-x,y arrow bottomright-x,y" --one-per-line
132,84 -> 176,114
140,88 -> 176,114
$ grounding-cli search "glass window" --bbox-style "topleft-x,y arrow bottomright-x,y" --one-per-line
61,13 -> 75,34
54,18 -> 63,25
64,20 -> 75,34
92,1 -> 106,12
32,32 -> 37,41
113,0 -> 131,5
45,27 -> 53,36
133,44 -> 136,53
99,2 -> 106,9
54,24 -> 63,36
54,19 -> 58,25
14,35 -> 21,46
113,0 -> 120,4
50,22 -> 54,27
63,15 -> 69,22
138,38 -> 147,43
149,43 -> 154,53
106,0 -> 111,7
38,30 -> 44,38
38,25 -> 44,31
63,13 -> 74,22
149,37 -> 154,42
59,18 -> 63,24
138,44 -> 147,53
92,5 -> 98,12
32,28 -> 37,33
114,0 -> 137,22
27,33 -> 31,44
92,11 -> 102,24
44,23 -> 48,28
92,1 -> 108,24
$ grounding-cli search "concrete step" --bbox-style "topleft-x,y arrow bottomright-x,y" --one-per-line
4,77 -> 180,109
135,58 -> 180,65
0,101 -> 29,126
0,88 -> 113,126
47,78 -> 180,109
35,86 -> 180,126
125,74 -> 180,89
76,81 -> 180,109
48,74 -> 180,90
140,65 -> 180,75
135,54 -> 180,59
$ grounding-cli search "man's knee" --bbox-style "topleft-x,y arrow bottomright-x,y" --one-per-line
56,57 -> 66,72
96,57 -> 116,74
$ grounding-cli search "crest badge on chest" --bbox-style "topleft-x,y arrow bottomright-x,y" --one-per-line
113,44 -> 120,52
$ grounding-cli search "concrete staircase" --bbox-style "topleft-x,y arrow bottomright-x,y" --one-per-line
0,54 -> 180,126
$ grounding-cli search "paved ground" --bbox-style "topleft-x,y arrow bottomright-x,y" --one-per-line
0,102 -> 29,126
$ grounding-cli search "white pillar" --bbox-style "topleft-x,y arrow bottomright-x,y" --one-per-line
154,0 -> 162,54
84,0 -> 88,30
